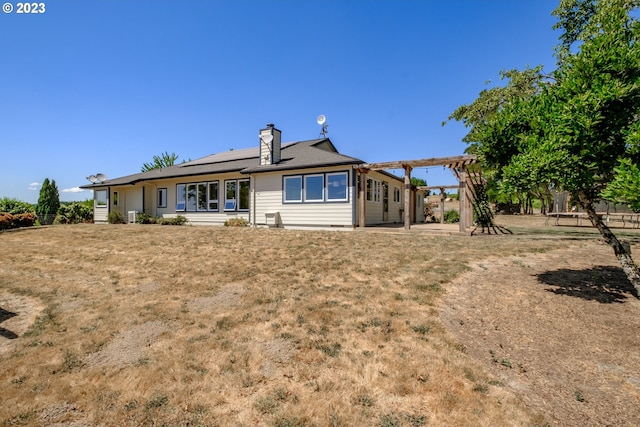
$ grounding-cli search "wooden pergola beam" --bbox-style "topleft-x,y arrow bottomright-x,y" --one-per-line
363,155 -> 477,171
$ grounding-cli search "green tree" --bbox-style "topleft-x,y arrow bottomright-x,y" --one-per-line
410,177 -> 427,187
36,178 -> 60,224
141,151 -> 180,172
448,0 -> 640,295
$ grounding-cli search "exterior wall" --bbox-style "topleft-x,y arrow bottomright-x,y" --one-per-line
91,167 -> 406,229
362,171 -> 404,225
253,166 -> 355,229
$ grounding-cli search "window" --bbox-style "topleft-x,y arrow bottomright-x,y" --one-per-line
283,171 -> 350,204
304,175 -> 324,202
393,187 -> 401,203
113,191 -> 119,206
95,190 -> 107,208
224,179 -> 250,211
176,184 -> 186,211
366,179 -> 373,201
208,182 -> 219,211
187,183 -> 197,211
158,188 -> 167,208
284,176 -> 302,202
176,181 -> 222,212
197,182 -> 207,211
374,180 -> 381,202
326,172 -> 348,201
239,180 -> 250,211
225,181 -> 237,211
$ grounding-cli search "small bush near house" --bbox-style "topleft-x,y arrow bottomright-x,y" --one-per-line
224,217 -> 249,227
107,210 -> 127,224
136,212 -> 158,224
157,215 -> 188,226
444,209 -> 460,224
55,203 -> 93,224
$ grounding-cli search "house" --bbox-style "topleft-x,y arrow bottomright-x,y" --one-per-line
81,124 -> 427,230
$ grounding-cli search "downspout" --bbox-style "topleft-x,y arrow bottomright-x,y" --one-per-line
251,174 -> 256,228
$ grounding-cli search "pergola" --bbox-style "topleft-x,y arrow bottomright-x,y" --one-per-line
359,155 -> 478,232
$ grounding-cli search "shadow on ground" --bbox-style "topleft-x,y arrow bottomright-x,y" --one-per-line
0,307 -> 18,339
537,266 -> 637,303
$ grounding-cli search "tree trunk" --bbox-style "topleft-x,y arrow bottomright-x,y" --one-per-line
577,191 -> 640,297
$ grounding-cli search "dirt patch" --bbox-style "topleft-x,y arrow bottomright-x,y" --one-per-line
441,242 -> 640,426
84,321 -> 170,368
188,283 -> 246,313
0,291 -> 44,355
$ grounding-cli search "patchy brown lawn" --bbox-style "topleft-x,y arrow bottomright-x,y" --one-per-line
0,218 -> 639,426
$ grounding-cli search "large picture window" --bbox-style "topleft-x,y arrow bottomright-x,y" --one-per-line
176,181 -> 220,212
283,171 -> 350,204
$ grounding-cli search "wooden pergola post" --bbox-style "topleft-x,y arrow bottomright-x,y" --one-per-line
439,186 -> 446,224
404,165 -> 412,231
358,168 -> 367,228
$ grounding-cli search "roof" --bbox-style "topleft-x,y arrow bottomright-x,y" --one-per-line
81,138 -> 364,189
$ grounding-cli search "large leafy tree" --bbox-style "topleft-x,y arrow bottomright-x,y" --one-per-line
36,178 -> 60,224
449,0 -> 640,295
141,151 -> 180,172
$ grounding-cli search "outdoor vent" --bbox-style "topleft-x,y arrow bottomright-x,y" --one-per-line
128,211 -> 137,224
259,123 -> 281,166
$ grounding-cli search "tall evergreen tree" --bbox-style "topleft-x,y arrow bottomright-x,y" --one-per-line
36,178 -> 60,224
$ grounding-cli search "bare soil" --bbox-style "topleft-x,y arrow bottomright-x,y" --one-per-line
441,241 -> 640,426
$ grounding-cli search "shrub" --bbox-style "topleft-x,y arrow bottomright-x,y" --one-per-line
13,213 -> 38,228
158,215 -> 188,226
224,217 -> 249,227
0,212 -> 38,230
0,213 -> 14,230
444,209 -> 460,224
55,203 -> 93,224
136,212 -> 158,224
0,197 -> 35,215
107,210 -> 127,224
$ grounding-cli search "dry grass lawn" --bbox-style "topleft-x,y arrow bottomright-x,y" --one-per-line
0,217 -> 639,426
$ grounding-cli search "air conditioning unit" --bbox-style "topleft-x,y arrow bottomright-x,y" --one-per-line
128,211 -> 137,224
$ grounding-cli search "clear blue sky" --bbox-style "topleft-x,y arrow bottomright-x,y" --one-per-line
1,0 -> 560,203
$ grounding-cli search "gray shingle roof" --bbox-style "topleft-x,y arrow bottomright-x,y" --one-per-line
80,138 -> 364,189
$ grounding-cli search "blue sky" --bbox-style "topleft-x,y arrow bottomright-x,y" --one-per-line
1,0 -> 560,203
